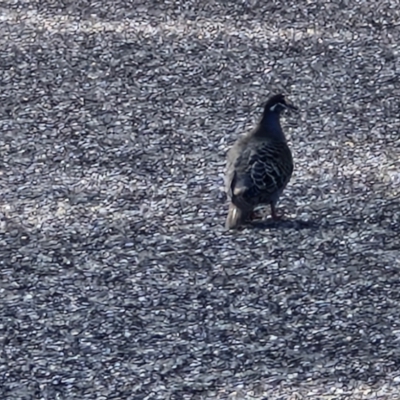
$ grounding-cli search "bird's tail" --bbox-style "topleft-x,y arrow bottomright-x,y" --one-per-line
225,204 -> 247,230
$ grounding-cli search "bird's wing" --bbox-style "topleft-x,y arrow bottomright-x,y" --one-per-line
230,141 -> 293,207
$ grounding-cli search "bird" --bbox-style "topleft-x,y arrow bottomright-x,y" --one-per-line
225,94 -> 297,230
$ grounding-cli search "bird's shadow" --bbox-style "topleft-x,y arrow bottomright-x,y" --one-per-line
250,217 -> 320,230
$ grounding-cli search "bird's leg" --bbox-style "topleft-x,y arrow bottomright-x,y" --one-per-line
270,203 -> 283,221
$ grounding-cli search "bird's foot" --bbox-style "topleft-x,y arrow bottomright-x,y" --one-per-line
250,210 -> 264,220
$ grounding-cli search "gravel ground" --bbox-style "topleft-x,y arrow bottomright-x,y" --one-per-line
1,1 -> 400,399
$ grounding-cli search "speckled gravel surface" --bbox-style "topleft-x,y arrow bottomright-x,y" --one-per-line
1,1 -> 400,399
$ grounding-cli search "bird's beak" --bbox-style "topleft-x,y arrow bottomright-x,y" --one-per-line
285,101 -> 298,111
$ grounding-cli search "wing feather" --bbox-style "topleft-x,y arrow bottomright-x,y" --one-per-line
229,140 -> 293,208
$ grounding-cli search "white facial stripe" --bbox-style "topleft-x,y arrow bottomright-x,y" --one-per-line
270,102 -> 287,112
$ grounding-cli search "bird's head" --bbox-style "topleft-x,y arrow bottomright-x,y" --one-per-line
264,94 -> 297,115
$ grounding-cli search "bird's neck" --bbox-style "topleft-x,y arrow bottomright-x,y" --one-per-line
258,112 -> 286,141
